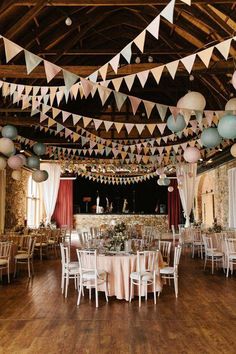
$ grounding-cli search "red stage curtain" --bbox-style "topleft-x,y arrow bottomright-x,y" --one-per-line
168,179 -> 181,229
53,180 -> 73,228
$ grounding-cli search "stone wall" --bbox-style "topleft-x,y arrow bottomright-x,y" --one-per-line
194,159 -> 236,227
5,167 -> 31,229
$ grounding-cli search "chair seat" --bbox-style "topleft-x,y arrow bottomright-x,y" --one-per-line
15,253 -> 30,260
193,241 -> 204,246
48,240 -> 57,245
82,269 -> 106,280
207,251 -> 224,257
160,266 -> 175,275
229,254 -> 236,260
0,259 -> 8,266
130,271 -> 153,281
35,242 -> 47,247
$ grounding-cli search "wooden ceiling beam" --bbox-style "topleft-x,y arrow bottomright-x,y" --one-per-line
9,0 -> 236,6
0,60 -> 234,79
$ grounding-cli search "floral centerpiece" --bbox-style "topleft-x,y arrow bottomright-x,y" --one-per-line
208,218 -> 223,233
106,222 -> 129,251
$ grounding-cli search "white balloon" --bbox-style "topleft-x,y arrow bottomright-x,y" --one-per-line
225,98 -> 236,111
0,156 -> 7,170
232,71 -> 236,90
168,186 -> 174,192
12,170 -> 22,181
180,91 -> 206,111
183,147 -> 201,163
176,96 -> 185,108
0,137 -> 15,156
230,143 -> 236,158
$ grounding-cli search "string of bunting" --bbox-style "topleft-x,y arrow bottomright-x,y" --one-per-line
0,34 -> 235,121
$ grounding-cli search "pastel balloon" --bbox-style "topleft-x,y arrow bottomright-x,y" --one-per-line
157,178 -> 164,186
183,147 -> 201,163
32,170 -> 48,183
0,138 -> 15,156
225,98 -> 236,111
33,142 -> 46,156
168,186 -> 174,192
1,125 -> 18,140
217,114 -> 236,139
162,178 -> 170,186
7,155 -> 23,170
180,91 -> 206,111
230,143 -> 236,157
232,70 -> 236,90
16,154 -> 27,165
12,170 -> 22,181
27,156 -> 40,169
0,157 -> 7,170
167,114 -> 186,133
201,128 -> 222,148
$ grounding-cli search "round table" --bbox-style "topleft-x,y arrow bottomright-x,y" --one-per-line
83,252 -> 164,301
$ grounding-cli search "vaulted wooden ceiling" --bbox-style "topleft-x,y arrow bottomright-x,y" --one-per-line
0,0 -> 235,164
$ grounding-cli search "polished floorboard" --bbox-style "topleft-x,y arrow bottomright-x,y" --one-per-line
0,248 -> 236,354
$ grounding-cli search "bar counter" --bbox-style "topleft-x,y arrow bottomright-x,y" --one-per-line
74,213 -> 168,232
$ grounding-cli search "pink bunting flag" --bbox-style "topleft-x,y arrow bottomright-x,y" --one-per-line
3,38 -> 22,63
129,96 -> 141,115
44,60 -> 61,82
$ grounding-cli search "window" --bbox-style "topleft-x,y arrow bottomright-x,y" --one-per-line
26,175 -> 42,227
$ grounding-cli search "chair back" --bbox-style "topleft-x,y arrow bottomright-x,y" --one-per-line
136,250 -> 159,273
192,229 -> 202,243
27,238 -> 36,257
76,249 -> 97,275
225,238 -> 236,255
158,241 -> 171,264
0,241 -> 12,258
202,235 -> 214,252
60,243 -> 71,267
173,246 -> 182,272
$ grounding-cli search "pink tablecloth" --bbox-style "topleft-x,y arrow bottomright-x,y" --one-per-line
85,253 -> 163,301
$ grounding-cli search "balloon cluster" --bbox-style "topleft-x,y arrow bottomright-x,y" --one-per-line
0,125 -> 48,183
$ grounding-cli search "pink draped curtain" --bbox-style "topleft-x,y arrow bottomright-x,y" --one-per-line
53,180 -> 73,228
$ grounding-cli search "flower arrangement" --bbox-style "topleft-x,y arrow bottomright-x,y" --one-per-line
208,218 -> 223,233
107,222 -> 129,251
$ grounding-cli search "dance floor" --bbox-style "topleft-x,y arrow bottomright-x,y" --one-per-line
0,249 -> 236,354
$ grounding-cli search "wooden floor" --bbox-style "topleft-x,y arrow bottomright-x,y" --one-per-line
1,248 -> 236,354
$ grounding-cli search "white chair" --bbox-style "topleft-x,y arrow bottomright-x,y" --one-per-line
129,250 -> 161,307
191,229 -> 204,259
202,235 -> 224,274
160,246 -> 182,298
158,240 -> 171,265
225,238 -> 236,277
0,242 -> 12,283
76,249 -> 108,308
14,237 -> 36,278
60,243 -> 80,298
171,225 -> 180,246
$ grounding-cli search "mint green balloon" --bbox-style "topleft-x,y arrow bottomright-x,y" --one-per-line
167,114 -> 186,133
201,128 -> 222,148
218,115 -> 236,139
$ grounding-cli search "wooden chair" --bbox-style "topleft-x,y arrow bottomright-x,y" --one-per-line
60,243 -> 80,298
0,242 -> 12,283
34,233 -> 49,260
76,249 -> 108,308
130,250 -> 161,307
158,240 -> 171,265
160,246 -> 182,298
14,237 -> 36,278
202,235 -> 224,274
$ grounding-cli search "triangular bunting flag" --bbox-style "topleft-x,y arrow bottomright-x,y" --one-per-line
109,54 -> 120,74
133,30 -> 146,53
63,70 -> 78,89
166,60 -> 179,79
99,63 -> 108,81
137,70 -> 150,88
215,38 -> 232,60
114,92 -> 127,111
161,0 -> 175,24
151,65 -> 164,85
93,119 -> 103,131
143,100 -> 155,118
197,47 -> 214,68
44,60 -> 61,82
181,54 -> 196,73
146,124 -> 156,135
124,74 -> 136,91
24,50 -> 42,74
114,122 -> 123,133
125,123 -> 134,135
147,15 -> 160,40
121,43 -> 132,63
3,38 -> 22,63
104,120 -> 113,132
129,96 -> 141,115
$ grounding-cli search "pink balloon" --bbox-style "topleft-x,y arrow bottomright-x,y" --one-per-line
183,147 -> 201,163
232,71 -> 236,90
7,155 -> 23,170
